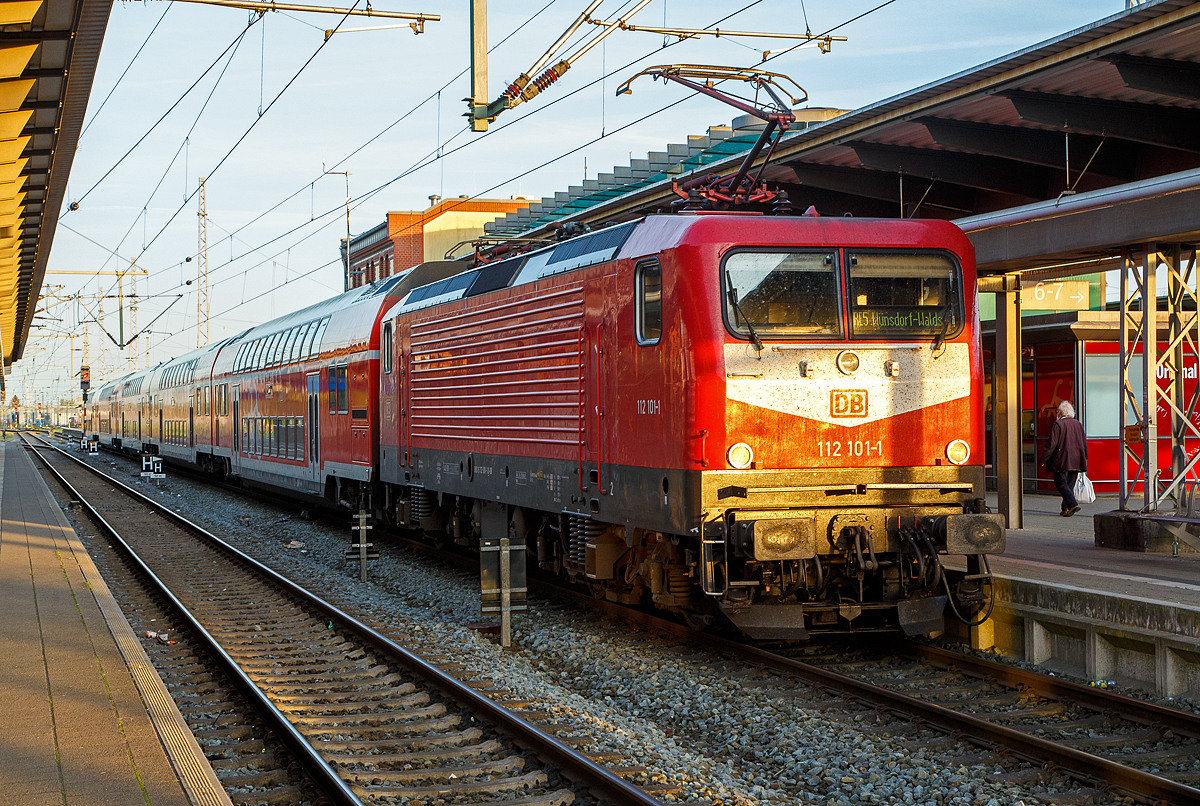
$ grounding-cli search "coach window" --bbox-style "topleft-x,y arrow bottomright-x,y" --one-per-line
328,367 -> 337,414
310,317 -> 330,359
285,326 -> 301,364
336,365 -> 349,413
382,322 -> 393,373
249,339 -> 264,370
276,330 -> 292,366
290,323 -> 310,363
264,333 -> 280,367
281,328 -> 298,365
301,322 -> 317,359
271,332 -> 286,365
636,259 -> 662,345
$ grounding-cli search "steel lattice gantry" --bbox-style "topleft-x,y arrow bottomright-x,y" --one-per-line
1117,246 -> 1200,512
0,0 -> 112,392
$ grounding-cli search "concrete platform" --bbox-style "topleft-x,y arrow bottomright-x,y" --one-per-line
0,436 -> 231,806
947,492 -> 1200,698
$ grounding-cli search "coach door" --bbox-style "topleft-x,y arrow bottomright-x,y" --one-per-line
307,373 -> 321,482
231,385 -> 240,471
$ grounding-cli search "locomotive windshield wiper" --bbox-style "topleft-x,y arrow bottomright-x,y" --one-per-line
727,287 -> 764,353
930,307 -> 955,354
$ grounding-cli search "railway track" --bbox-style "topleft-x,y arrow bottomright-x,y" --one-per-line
60,435 -> 1200,804
554,578 -> 1200,804
23,433 -> 665,806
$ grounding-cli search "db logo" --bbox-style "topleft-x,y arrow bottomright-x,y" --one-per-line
831,389 -> 868,418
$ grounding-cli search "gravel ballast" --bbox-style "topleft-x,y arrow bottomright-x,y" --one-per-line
67,450 -> 1142,805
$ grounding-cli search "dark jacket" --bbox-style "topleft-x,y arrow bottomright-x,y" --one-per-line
1041,415 -> 1087,472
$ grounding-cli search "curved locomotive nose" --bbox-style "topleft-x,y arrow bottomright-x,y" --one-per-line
688,220 -> 1001,640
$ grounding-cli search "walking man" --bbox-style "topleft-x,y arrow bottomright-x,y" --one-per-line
1041,400 -> 1088,516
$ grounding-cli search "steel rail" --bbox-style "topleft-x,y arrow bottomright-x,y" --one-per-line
522,575 -> 1200,805
700,636 -> 1200,805
24,434 -> 665,806
22,435 -> 364,806
903,642 -> 1200,740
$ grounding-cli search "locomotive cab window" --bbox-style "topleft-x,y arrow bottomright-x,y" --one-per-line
723,250 -> 841,338
847,251 -> 963,340
636,260 -> 662,345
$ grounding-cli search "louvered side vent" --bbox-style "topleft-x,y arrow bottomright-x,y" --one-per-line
409,282 -> 586,457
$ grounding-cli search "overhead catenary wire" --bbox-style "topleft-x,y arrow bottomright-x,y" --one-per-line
64,0 -> 576,321
145,87 -> 701,354
168,0 -> 564,263
58,0 -> 571,325
76,0 -> 904,373
71,4 -> 360,351
113,0 -> 772,322
93,25 -> 255,278
132,1 -> 364,264
80,4 -> 173,141
64,0 -> 778,361
65,22 -> 257,213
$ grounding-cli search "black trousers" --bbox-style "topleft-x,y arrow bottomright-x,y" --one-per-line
1053,470 -> 1080,512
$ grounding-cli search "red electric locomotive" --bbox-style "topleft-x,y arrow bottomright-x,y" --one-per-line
378,213 -> 1003,639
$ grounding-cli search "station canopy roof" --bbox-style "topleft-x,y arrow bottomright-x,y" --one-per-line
487,0 -> 1200,274
1,0 -> 110,369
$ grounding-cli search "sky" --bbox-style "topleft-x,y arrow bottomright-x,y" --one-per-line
19,0 -> 1120,409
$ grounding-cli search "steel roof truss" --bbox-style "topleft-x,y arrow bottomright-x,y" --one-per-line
1103,53 -> 1200,102
784,162 -> 977,213
1003,89 -> 1200,153
850,141 -> 1054,198
918,117 -> 1138,181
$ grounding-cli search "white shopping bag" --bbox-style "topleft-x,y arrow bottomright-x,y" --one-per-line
1074,472 -> 1096,505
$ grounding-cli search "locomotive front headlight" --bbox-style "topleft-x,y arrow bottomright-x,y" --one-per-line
727,442 -> 754,470
946,439 -> 970,465
836,350 -> 860,376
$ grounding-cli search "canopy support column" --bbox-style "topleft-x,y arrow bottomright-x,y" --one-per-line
994,273 -> 1023,529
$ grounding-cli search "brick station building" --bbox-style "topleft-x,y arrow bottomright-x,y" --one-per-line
342,196 -> 532,291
